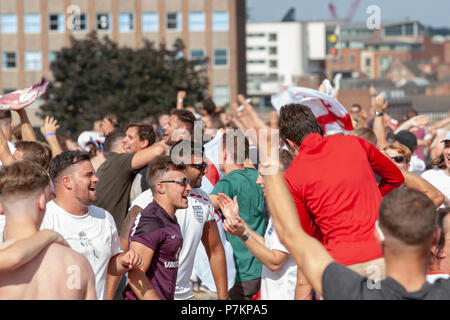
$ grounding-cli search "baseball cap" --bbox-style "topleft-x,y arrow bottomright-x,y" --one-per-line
441,131 -> 450,143
392,130 -> 417,153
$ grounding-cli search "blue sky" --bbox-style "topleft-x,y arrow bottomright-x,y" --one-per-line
246,0 -> 450,28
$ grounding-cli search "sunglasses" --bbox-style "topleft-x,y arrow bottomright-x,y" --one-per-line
160,177 -> 190,187
391,155 -> 406,163
189,162 -> 208,173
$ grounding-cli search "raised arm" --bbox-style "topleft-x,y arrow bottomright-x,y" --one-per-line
16,109 -> 37,142
40,116 -> 64,157
219,193 -> 289,272
131,141 -> 166,170
372,93 -> 389,150
0,126 -> 15,165
176,91 -> 186,110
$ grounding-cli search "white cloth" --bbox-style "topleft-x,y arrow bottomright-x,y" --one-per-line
421,168 -> 450,208
130,188 -> 218,300
40,201 -> 123,300
426,273 -> 450,284
260,218 -> 297,300
409,154 -> 426,176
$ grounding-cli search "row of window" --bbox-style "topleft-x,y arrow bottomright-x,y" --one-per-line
2,49 -> 229,70
247,59 -> 278,68
247,46 -> 277,54
0,12 -> 229,33
247,33 -> 277,41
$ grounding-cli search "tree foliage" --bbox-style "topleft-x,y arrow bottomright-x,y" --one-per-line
40,32 -> 208,137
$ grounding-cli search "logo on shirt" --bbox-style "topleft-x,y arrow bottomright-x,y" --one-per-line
193,205 -> 204,223
164,261 -> 179,268
171,234 -> 176,239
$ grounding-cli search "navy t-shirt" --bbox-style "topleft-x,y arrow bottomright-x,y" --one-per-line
123,201 -> 183,300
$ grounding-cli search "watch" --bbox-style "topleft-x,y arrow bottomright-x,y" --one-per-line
375,111 -> 384,117
240,231 -> 250,242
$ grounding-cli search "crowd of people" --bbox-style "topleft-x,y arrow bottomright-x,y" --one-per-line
0,83 -> 449,300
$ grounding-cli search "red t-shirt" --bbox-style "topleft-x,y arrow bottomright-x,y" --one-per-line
285,133 -> 404,265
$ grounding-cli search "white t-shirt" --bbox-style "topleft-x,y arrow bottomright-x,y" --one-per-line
421,168 -> 450,207
130,188 -> 215,300
260,217 -> 298,300
40,201 -> 123,300
409,154 -> 426,176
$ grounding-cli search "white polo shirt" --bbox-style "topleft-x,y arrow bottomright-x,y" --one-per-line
130,188 -> 215,300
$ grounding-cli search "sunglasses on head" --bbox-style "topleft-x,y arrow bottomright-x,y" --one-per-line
391,155 -> 406,163
160,177 -> 190,187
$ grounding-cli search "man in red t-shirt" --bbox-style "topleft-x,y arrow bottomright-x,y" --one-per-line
279,104 -> 404,277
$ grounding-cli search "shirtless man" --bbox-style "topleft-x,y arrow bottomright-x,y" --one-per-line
0,161 -> 96,299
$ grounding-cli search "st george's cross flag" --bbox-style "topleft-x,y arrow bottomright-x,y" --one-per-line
0,78 -> 49,111
271,86 -> 354,135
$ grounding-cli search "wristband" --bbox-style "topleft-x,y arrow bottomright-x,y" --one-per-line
45,132 -> 56,138
375,111 -> 384,117
178,99 -> 183,103
240,231 -> 250,242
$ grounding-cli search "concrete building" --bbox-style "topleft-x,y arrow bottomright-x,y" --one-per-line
0,0 -> 247,110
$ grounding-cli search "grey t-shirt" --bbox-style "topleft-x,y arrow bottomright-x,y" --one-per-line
322,262 -> 450,300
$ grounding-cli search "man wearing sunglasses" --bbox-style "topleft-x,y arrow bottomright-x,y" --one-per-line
383,142 -> 444,208
123,155 -> 192,300
121,142 -> 228,300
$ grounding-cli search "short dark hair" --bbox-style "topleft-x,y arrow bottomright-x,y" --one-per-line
170,109 -> 196,134
103,129 -> 125,152
146,155 -> 186,192
201,98 -> 216,116
170,139 -> 204,164
0,161 -> 49,197
379,187 -> 436,246
125,123 -> 156,147
222,130 -> 249,164
15,141 -> 52,171
209,112 -> 225,129
0,110 -> 12,128
49,150 -> 90,182
351,104 -> 362,112
104,114 -> 120,129
279,149 -> 294,171
279,104 -> 324,147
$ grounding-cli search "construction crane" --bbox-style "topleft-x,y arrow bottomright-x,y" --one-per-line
328,0 -> 361,22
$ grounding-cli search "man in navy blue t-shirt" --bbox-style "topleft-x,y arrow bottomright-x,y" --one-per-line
123,155 -> 192,300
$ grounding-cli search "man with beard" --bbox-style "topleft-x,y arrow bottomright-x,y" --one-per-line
41,151 -> 143,300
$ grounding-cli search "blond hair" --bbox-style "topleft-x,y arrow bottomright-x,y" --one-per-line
383,142 -> 411,164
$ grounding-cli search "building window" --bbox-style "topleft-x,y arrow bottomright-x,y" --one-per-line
269,47 -> 277,55
119,13 -> 133,32
214,49 -> 228,66
97,14 -> 110,31
71,13 -> 87,31
49,14 -> 65,32
142,12 -> 158,31
365,58 -> 371,67
212,12 -> 228,31
167,12 -> 181,30
2,52 -> 16,69
247,33 -> 265,38
25,51 -> 42,70
1,14 -> 17,33
190,49 -> 205,65
24,14 -> 41,33
49,51 -> 59,63
348,54 -> 354,63
189,12 -> 205,31
248,60 -> 265,64
269,60 -> 277,68
269,33 -> 277,41
213,86 -> 230,106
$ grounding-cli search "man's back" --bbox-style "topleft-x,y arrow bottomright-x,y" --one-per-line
285,133 -> 403,265
0,242 -> 96,300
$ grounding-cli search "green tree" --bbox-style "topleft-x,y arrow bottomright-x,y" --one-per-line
40,32 -> 208,137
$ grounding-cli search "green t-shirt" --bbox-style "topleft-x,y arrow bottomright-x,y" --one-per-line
211,168 -> 265,282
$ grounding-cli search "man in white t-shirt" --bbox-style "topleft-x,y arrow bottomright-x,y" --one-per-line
421,131 -> 450,208
120,140 -> 228,300
41,151 -> 143,300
